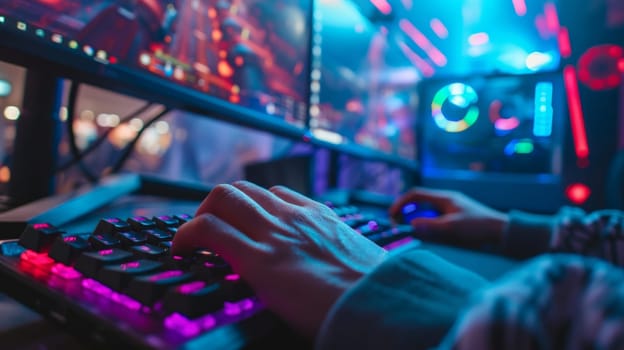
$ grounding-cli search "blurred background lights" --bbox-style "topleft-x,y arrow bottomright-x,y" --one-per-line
566,183 -> 591,205
0,79 -> 11,97
3,105 -> 20,120
525,51 -> 554,71
96,113 -> 120,127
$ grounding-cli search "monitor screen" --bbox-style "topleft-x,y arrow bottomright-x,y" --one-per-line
419,72 -> 564,179
307,0 -> 561,169
0,0 -> 311,133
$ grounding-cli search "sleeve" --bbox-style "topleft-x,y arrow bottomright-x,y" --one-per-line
502,207 -> 624,265
438,254 -> 624,350
315,249 -> 489,350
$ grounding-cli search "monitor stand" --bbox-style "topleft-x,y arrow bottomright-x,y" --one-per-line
8,70 -> 62,207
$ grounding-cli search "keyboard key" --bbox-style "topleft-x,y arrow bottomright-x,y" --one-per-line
89,233 -> 121,250
142,228 -> 172,243
97,259 -> 163,291
355,221 -> 390,237
126,270 -> 194,305
74,248 -> 133,278
117,231 -> 148,246
127,216 -> 156,231
367,226 -> 414,246
174,214 -> 193,224
18,223 -> 65,252
163,281 -> 225,318
191,249 -> 231,279
48,235 -> 90,265
162,255 -> 193,270
131,244 -> 166,259
159,241 -> 173,250
222,274 -> 254,302
153,215 -> 180,230
93,218 -> 131,234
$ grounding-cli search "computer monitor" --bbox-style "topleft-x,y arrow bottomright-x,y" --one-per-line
0,0 -> 312,138
306,0 -> 561,172
418,72 -> 566,212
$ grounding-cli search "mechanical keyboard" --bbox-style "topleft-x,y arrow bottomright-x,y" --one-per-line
0,205 -> 416,349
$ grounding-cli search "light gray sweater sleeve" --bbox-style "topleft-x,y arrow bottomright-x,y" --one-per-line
315,249 -> 489,350
501,210 -> 556,259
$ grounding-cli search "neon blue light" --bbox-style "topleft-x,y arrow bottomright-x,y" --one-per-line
526,52 -> 554,71
533,82 -> 554,137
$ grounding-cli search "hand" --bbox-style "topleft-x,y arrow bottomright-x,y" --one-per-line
389,188 -> 509,248
172,181 -> 387,338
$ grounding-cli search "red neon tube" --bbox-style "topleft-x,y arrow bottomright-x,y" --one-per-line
563,65 -> 590,160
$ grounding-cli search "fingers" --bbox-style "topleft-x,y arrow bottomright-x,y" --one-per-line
270,185 -> 317,207
172,213 -> 260,264
389,187 -> 455,216
195,183 -> 277,239
231,181 -> 291,214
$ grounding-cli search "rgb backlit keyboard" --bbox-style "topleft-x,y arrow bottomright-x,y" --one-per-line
0,206 -> 415,348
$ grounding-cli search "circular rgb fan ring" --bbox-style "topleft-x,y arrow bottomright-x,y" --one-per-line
431,83 -> 479,133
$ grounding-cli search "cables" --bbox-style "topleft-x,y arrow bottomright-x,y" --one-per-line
61,80 -> 169,182
65,82 -> 99,183
109,107 -> 172,175
57,100 -> 154,173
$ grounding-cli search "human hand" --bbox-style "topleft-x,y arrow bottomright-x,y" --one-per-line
172,181 -> 387,339
389,188 -> 508,248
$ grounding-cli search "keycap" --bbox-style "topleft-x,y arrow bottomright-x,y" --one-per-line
89,233 -> 121,250
74,248 -> 133,278
117,231 -> 148,246
355,221 -> 390,237
127,216 -> 156,231
142,228 -> 172,243
131,244 -> 166,259
126,270 -> 194,305
221,274 -> 254,302
367,226 -> 413,246
163,281 -> 225,318
152,215 -> 180,230
48,235 -> 90,265
18,223 -> 65,252
190,249 -> 231,279
174,214 -> 193,224
93,217 -> 131,234
97,259 -> 163,291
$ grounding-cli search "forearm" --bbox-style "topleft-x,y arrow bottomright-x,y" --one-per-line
502,207 -> 624,265
316,249 -> 488,350
439,254 -> 624,349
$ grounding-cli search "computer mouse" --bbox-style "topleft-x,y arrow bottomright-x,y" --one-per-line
395,202 -> 440,224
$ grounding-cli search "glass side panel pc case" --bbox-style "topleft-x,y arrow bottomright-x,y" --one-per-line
0,0 -> 311,135
418,72 -> 566,212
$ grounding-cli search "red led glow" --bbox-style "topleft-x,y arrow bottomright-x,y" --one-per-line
33,223 -> 51,230
558,27 -> 572,58
619,59 -> 624,72
544,2 -> 560,33
578,45 -> 624,90
563,65 -> 590,160
566,183 -> 591,204
20,250 -> 54,267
